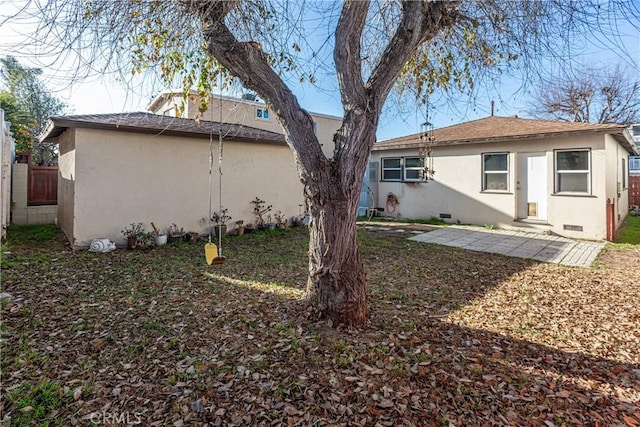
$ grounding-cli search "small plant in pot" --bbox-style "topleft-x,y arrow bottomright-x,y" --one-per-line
274,211 -> 287,229
251,197 -> 272,231
151,222 -> 167,246
211,208 -> 232,238
121,222 -> 150,250
234,220 -> 245,235
266,214 -> 277,230
244,223 -> 255,234
167,223 -> 185,243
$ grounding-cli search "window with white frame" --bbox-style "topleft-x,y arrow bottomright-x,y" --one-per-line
630,156 -> 640,172
256,108 -> 270,120
404,157 -> 423,182
381,157 -> 426,182
622,159 -> 627,189
555,149 -> 590,194
482,153 -> 509,191
381,158 -> 402,181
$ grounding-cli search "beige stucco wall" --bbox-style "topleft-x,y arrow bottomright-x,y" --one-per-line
57,129 -> 76,243
604,134 -> 629,230
371,133 -> 618,240
151,93 -> 342,159
10,163 -> 58,225
66,127 -> 304,247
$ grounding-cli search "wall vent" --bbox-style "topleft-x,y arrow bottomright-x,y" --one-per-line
439,213 -> 452,219
563,224 -> 583,232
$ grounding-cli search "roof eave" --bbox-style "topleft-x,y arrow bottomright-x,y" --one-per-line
39,116 -> 286,145
374,128 -> 632,151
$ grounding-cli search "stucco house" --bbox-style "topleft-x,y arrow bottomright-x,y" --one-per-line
38,106 -> 339,248
370,116 -> 638,241
147,90 -> 340,159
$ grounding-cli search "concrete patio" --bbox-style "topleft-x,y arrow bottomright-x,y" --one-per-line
408,226 -> 604,267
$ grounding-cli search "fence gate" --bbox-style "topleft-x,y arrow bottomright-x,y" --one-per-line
28,166 -> 58,205
630,175 -> 640,207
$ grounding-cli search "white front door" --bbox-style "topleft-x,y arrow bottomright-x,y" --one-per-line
517,153 -> 547,221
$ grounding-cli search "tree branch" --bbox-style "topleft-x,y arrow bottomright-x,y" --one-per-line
192,1 -> 328,178
334,0 -> 368,115
367,1 -> 458,114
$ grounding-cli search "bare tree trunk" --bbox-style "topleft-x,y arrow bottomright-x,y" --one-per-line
305,179 -> 368,325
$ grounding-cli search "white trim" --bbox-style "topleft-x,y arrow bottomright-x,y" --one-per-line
554,149 -> 591,194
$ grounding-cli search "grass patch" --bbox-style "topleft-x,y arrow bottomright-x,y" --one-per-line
6,379 -> 65,426
399,216 -> 449,225
6,224 -> 60,244
357,216 -> 448,225
615,214 -> 640,244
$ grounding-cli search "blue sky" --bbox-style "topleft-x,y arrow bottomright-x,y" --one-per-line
1,1 -> 638,141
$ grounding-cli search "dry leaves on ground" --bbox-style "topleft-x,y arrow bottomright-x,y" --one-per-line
1,226 -> 638,426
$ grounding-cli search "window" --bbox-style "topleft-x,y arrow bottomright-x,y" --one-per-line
404,157 -> 424,182
382,158 -> 402,181
622,159 -> 627,189
630,156 -> 640,172
381,157 -> 426,182
555,149 -> 590,194
256,108 -> 270,120
482,153 -> 509,191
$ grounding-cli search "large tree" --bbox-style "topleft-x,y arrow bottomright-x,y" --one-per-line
528,65 -> 640,124
18,0 -> 640,325
0,56 -> 66,165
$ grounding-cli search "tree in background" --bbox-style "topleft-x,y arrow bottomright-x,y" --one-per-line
0,91 -> 35,151
528,65 -> 640,124
0,56 -> 65,165
17,0 -> 640,325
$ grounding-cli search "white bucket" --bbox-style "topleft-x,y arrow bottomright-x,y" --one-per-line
155,235 -> 168,246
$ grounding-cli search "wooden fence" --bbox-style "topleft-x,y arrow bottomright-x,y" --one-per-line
630,175 -> 640,207
28,166 -> 58,206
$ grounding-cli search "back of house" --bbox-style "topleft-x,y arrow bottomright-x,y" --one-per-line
370,116 -> 638,241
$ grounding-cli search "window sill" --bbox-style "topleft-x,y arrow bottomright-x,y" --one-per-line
551,193 -> 596,198
380,180 -> 425,183
480,191 -> 512,195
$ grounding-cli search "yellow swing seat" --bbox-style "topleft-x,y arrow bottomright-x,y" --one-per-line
205,242 -> 226,265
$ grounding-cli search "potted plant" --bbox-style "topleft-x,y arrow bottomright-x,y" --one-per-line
121,222 -> 149,250
251,197 -> 272,231
185,231 -> 200,243
291,204 -> 306,227
167,223 -> 185,243
266,214 -> 277,230
151,222 -> 167,246
234,220 -> 245,235
211,208 -> 232,238
244,223 -> 255,234
274,211 -> 287,229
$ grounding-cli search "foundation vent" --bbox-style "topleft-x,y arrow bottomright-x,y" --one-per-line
563,224 -> 583,232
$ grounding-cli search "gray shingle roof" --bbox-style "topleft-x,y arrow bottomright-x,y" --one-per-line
375,116 -> 637,154
40,112 -> 286,145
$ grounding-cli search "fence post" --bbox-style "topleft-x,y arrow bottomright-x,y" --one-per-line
606,198 -> 615,242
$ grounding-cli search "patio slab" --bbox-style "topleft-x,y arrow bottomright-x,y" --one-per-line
409,226 -> 605,268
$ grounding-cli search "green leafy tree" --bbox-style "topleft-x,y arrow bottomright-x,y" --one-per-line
16,0 -> 640,325
0,56 -> 66,165
0,91 -> 35,152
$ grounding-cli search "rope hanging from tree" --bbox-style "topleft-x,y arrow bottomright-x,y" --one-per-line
205,75 -> 227,265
